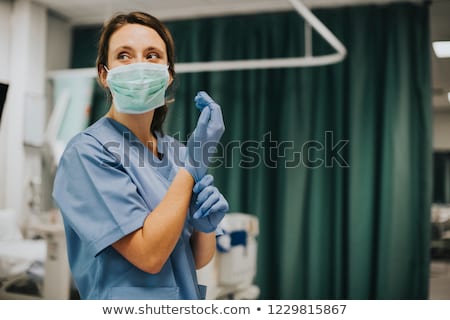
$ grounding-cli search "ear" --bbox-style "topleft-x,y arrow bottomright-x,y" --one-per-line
98,65 -> 108,88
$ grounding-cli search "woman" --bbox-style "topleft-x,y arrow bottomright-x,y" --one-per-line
52,11 -> 228,300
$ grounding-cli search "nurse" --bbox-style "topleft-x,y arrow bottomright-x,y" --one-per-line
52,11 -> 228,300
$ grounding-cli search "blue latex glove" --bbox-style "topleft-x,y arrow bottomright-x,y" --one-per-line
189,174 -> 229,233
185,91 -> 225,182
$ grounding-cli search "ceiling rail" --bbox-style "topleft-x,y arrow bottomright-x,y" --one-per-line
48,0 -> 347,78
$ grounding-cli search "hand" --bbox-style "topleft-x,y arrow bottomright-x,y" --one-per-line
189,174 -> 229,233
184,91 -> 225,182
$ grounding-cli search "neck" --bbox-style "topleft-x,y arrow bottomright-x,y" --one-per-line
106,105 -> 158,154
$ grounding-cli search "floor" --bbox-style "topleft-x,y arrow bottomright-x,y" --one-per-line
429,259 -> 450,299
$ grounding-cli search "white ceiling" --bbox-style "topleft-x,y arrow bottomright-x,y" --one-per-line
36,0 -> 423,24
33,0 -> 450,110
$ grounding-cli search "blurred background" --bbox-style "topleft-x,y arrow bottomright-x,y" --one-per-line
0,0 -> 449,300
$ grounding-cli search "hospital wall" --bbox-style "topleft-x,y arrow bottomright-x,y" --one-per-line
46,14 -> 72,71
0,1 -> 11,84
0,0 -> 12,209
0,1 -> 71,225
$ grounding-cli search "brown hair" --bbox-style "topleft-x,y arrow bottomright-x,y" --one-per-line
96,11 -> 175,135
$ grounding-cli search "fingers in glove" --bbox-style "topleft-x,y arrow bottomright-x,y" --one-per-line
192,208 -> 203,220
210,195 -> 229,213
193,174 -> 214,194
195,91 -> 215,110
208,102 -> 224,130
195,92 -> 223,127
194,189 -> 220,219
199,192 -> 220,215
195,106 -> 211,130
196,185 -> 216,205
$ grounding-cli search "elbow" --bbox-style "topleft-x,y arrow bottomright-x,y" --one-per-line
195,259 -> 211,270
195,249 -> 215,270
140,256 -> 167,275
143,265 -> 163,275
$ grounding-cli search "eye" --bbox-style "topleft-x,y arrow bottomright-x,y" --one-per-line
147,52 -> 160,60
118,52 -> 131,60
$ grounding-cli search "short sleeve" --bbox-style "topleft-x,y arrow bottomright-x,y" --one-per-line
52,134 -> 150,257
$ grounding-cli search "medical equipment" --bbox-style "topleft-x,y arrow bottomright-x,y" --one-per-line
0,208 -> 45,299
0,240 -> 46,299
431,204 -> 450,259
27,211 -> 71,299
44,75 -> 93,167
197,212 -> 260,299
0,209 -> 72,300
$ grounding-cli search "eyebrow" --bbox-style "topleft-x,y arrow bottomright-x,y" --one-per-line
144,46 -> 165,56
112,45 -> 165,55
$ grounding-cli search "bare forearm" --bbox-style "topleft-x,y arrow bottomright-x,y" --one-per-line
113,168 -> 194,273
191,231 -> 216,269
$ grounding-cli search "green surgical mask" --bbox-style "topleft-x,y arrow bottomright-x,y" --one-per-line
105,62 -> 170,114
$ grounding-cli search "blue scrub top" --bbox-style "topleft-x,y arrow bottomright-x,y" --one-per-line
53,117 -> 206,300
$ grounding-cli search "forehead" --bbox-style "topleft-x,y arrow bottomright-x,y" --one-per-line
109,23 -> 166,52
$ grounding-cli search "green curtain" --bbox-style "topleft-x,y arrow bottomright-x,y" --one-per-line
164,3 -> 432,299
72,2 -> 432,299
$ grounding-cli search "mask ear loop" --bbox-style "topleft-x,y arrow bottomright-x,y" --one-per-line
102,65 -> 112,100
